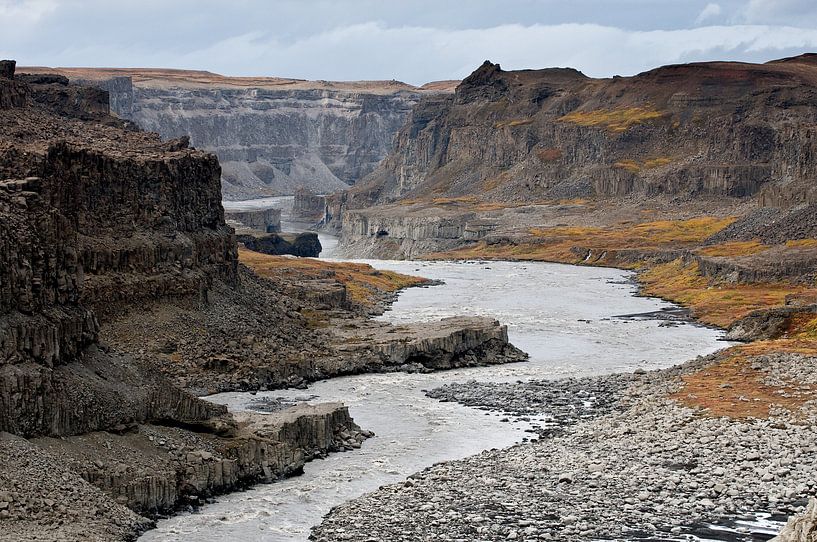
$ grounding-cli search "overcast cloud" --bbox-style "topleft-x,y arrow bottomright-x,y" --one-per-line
2,0 -> 817,84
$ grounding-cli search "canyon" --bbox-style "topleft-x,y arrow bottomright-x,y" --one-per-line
329,55 -> 817,261
304,55 -> 817,541
4,48 -> 817,542
0,60 -> 519,541
19,66 -> 456,199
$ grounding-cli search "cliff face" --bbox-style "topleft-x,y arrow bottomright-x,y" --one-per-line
346,56 -> 817,209
0,61 -> 234,437
21,67 -> 455,199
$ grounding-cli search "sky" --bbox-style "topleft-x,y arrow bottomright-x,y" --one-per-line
2,0 -> 817,85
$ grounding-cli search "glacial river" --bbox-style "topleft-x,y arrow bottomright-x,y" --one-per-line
141,237 -> 732,541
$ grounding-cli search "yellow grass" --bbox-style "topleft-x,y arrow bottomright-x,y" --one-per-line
610,156 -> 674,174
432,218 -> 735,274
530,217 -> 735,248
639,259 -> 814,327
613,159 -> 641,173
696,240 -> 770,258
560,107 -> 665,132
643,157 -> 673,169
786,239 -> 817,248
239,248 -> 427,307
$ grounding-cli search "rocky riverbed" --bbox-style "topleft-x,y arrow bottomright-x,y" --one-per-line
312,351 -> 817,541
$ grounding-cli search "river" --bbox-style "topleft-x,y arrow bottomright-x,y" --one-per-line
140,203 -> 734,541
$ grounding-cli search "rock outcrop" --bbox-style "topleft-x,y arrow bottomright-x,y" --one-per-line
225,207 -> 282,233
20,67 -> 456,199
293,188 -> 327,221
0,62 -> 529,541
323,316 -> 528,375
0,61 -> 366,541
238,232 -> 322,257
0,64 -> 234,437
349,56 -> 817,207
773,498 -> 817,542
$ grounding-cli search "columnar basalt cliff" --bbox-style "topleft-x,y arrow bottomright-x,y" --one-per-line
0,61 -> 233,438
21,67 -> 457,199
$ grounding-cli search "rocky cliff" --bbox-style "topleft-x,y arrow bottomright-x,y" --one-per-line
0,60 -> 527,540
331,55 -> 817,260
0,60 -> 235,437
21,67 -> 456,199
347,55 -> 817,207
0,60 -> 365,540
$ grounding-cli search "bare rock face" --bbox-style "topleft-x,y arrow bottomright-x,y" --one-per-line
325,316 -> 528,375
238,232 -> 322,257
20,68 -> 455,199
127,85 -> 422,199
225,207 -> 282,232
0,65 -> 234,437
293,188 -> 327,221
772,498 -> 817,542
0,60 -> 27,109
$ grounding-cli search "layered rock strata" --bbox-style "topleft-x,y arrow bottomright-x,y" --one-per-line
225,207 -> 282,233
0,61 -> 367,540
1,61 -> 527,540
20,67 -> 457,198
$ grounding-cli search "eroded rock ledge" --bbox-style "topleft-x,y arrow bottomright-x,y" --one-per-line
325,316 -> 528,375
1,402 -> 366,541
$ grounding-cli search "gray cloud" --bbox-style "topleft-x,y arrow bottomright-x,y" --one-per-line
741,0 -> 817,25
1,0 -> 816,84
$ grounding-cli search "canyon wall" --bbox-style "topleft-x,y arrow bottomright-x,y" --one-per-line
0,61 -> 234,437
331,55 -> 817,256
347,56 -> 817,208
21,67 -> 455,199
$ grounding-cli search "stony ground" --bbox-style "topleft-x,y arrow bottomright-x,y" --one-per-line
312,352 -> 817,541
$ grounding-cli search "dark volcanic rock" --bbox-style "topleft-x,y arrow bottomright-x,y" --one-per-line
238,232 -> 322,257
0,60 -> 15,79
0,73 -> 235,437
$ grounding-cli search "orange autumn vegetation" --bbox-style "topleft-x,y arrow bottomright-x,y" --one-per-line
559,107 -> 665,132
612,157 -> 673,173
432,218 -> 816,331
432,217 -> 735,267
638,259 -> 817,327
239,248 -> 427,307
670,350 -> 816,419
673,308 -> 817,418
430,215 -> 817,420
695,240 -> 769,257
